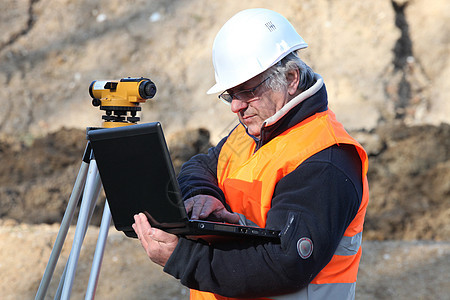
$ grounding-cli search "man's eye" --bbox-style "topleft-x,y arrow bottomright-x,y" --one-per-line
241,91 -> 253,98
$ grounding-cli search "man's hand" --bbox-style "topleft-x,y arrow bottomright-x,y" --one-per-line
132,213 -> 179,267
184,195 -> 240,224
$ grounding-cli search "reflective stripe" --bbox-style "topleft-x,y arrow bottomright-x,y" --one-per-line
334,231 -> 362,256
311,247 -> 362,284
272,282 -> 356,300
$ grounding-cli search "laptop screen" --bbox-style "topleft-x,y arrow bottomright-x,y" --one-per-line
87,122 -> 187,233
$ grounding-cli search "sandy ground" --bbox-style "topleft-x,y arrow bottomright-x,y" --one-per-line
0,222 -> 448,300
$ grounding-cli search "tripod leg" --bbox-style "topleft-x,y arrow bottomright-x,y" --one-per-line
85,200 -> 112,300
54,176 -> 102,300
35,161 -> 90,300
60,158 -> 102,299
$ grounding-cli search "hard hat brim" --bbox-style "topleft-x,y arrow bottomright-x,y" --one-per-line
206,43 -> 308,95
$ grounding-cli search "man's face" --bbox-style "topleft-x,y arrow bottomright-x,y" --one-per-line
228,75 -> 289,138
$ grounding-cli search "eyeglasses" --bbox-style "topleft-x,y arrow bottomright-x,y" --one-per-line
218,77 -> 271,104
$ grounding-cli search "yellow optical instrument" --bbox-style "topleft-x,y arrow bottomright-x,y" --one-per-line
89,77 -> 157,128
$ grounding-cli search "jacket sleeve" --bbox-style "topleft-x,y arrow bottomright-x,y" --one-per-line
164,144 -> 363,298
177,136 -> 227,203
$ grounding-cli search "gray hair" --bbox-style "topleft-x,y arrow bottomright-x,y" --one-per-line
263,51 -> 316,93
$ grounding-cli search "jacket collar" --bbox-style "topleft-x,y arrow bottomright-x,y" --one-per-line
254,73 -> 329,148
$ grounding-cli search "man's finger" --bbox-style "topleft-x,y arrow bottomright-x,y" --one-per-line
190,197 -> 207,219
185,195 -> 229,220
218,211 -> 240,224
184,198 -> 194,212
133,213 -> 152,247
148,227 -> 179,244
199,198 -> 221,218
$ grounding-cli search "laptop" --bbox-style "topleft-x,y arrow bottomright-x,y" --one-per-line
86,122 -> 280,242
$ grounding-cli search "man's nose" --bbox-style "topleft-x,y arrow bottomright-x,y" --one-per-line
230,98 -> 248,113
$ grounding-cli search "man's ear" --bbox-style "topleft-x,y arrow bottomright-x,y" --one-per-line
286,68 -> 300,96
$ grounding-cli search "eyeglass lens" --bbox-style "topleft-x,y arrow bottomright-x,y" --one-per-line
219,77 -> 269,103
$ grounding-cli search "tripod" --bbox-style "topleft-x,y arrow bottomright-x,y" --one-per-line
35,77 -> 156,299
34,141 -> 109,299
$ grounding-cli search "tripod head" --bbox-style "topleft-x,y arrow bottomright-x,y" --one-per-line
89,77 -> 157,128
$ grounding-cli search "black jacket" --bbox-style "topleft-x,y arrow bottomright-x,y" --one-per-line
163,82 -> 363,298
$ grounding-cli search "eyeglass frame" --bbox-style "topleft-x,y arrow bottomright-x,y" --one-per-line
218,76 -> 271,104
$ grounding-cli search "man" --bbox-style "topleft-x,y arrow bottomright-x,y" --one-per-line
133,8 -> 369,300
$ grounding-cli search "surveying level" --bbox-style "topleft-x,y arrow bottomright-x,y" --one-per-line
89,77 -> 157,128
35,77 -> 157,299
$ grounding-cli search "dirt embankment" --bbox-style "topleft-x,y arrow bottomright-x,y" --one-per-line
1,123 -> 449,241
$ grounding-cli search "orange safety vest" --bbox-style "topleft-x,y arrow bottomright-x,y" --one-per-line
190,109 -> 369,300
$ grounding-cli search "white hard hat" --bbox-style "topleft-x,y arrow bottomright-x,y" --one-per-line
207,8 -> 308,94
